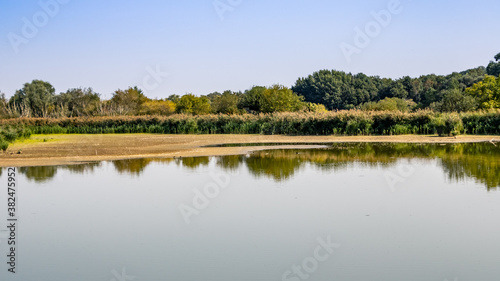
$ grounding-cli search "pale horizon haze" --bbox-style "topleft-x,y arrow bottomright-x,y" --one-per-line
1,0 -> 499,99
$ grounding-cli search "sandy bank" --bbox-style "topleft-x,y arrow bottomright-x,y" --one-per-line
0,134 -> 498,167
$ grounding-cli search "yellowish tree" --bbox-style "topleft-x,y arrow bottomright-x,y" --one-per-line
465,75 -> 500,109
139,99 -> 176,115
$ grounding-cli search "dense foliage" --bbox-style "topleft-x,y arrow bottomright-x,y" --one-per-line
291,54 -> 500,111
1,110 -> 499,139
1,53 -> 499,152
466,75 -> 500,109
292,67 -> 488,110
1,53 -> 499,120
1,84 -> 319,119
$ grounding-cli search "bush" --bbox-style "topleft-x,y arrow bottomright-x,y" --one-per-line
444,113 -> 464,136
428,114 -> 464,136
0,129 -> 18,142
0,136 -> 8,151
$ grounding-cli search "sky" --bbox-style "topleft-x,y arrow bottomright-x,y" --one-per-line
1,0 -> 499,99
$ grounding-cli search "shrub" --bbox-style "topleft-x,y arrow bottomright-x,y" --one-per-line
1,129 -> 18,142
0,136 -> 8,151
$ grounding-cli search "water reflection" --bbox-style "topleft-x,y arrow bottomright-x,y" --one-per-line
12,143 -> 500,190
19,166 -> 58,182
176,156 -> 210,169
17,163 -> 101,183
215,155 -> 245,171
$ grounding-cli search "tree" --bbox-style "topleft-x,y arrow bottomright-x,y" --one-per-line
0,92 -> 10,118
210,90 -> 242,114
139,99 -> 176,115
56,88 -> 101,117
176,94 -> 211,115
240,85 -> 305,113
10,80 -> 55,117
167,94 -> 180,104
260,85 -> 305,113
292,70 -> 349,110
240,86 -> 266,112
465,75 -> 500,109
389,81 -> 409,99
110,86 -> 147,115
459,67 -> 486,88
487,52 -> 500,77
293,70 -> 383,110
433,89 -> 477,112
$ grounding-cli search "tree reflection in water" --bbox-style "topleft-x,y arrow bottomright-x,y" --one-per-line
11,143 -> 500,190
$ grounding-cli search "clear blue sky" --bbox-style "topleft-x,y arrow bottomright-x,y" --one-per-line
1,0 -> 499,99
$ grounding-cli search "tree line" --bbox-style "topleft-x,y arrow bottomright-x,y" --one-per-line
293,53 -> 500,112
0,83 -> 327,119
1,53 -> 499,119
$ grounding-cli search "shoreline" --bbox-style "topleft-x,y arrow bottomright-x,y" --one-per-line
0,134 -> 498,167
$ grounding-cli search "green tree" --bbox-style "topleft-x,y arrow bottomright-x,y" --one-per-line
110,86 -> 147,115
211,90 -> 242,114
293,70 -> 349,109
56,88 -> 101,117
260,85 -> 305,113
240,85 -> 305,113
389,81 -> 409,99
434,89 -> 477,112
293,70 -> 379,110
167,94 -> 180,104
465,75 -> 500,109
10,80 -> 55,117
176,94 -> 211,115
487,52 -> 500,77
240,86 -> 266,112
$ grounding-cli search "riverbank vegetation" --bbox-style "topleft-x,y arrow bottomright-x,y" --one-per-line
1,53 -> 499,150
1,110 -> 499,137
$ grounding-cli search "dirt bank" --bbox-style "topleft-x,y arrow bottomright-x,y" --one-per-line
0,134 -> 498,167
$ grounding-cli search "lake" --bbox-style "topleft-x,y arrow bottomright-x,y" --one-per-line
1,143 -> 500,281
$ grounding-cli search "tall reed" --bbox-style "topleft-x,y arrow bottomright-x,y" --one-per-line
1,110 -> 499,138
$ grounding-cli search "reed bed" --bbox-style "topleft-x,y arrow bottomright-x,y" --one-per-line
1,111 -> 499,139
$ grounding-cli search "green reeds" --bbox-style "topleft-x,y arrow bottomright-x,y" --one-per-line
1,110 -> 499,138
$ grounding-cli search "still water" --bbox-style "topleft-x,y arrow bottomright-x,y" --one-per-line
0,143 -> 500,281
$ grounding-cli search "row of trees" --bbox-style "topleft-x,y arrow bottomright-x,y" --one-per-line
293,53 -> 500,112
1,53 -> 499,119
0,82 -> 326,118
